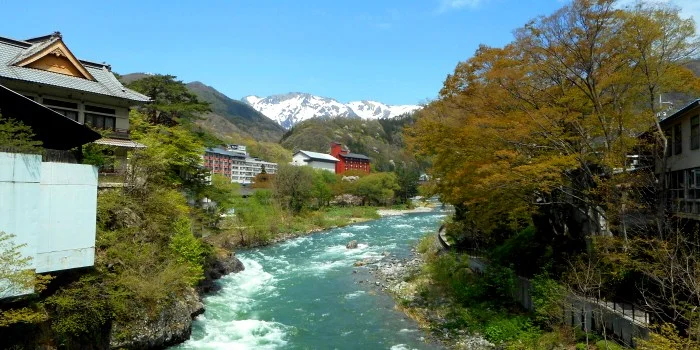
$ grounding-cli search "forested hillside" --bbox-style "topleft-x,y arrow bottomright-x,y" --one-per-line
186,81 -> 284,142
280,114 -> 418,171
119,74 -> 285,143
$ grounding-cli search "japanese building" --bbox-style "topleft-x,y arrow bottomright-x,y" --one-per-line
658,99 -> 700,218
0,32 -> 150,183
330,142 -> 371,174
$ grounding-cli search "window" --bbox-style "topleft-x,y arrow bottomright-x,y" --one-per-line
84,113 -> 116,130
43,98 -> 78,121
674,124 -> 682,155
84,104 -> 117,131
692,116 -> 700,150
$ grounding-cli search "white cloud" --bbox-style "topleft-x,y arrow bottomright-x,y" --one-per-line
437,0 -> 488,13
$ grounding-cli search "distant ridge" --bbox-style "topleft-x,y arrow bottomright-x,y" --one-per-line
242,92 -> 421,129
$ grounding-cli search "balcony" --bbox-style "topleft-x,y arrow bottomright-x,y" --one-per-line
107,128 -> 130,140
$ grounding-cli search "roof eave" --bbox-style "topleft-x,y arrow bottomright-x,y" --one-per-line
660,99 -> 700,126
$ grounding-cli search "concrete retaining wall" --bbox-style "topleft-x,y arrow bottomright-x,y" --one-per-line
0,152 -> 97,297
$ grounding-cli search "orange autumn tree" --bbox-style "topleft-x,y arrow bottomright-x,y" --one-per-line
408,0 -> 700,244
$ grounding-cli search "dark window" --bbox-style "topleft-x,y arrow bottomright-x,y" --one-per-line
692,116 -> 700,150
85,113 -> 116,130
51,108 -> 78,121
43,98 -> 77,109
674,124 -> 682,155
43,98 -> 79,121
85,105 -> 116,114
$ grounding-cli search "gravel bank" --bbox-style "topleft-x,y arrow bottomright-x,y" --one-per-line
355,247 -> 495,350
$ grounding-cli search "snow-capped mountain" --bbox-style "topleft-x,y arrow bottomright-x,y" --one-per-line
242,93 -> 421,129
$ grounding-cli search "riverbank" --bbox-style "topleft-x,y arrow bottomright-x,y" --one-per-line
365,245 -> 495,350
176,209 -> 449,348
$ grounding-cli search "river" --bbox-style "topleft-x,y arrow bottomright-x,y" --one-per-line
174,209 -> 447,350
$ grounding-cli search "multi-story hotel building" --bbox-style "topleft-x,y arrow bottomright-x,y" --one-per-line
203,145 -> 278,185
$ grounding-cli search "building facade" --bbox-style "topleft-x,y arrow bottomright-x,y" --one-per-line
0,32 -> 150,184
203,145 -> 278,185
291,150 -> 339,172
330,142 -> 371,174
658,99 -> 700,217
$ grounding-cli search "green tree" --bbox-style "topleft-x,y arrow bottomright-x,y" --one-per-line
201,174 -> 240,227
127,74 -> 210,126
394,163 -> 420,204
127,111 -> 207,191
273,164 -> 314,214
354,172 -> 399,206
0,231 -> 50,327
0,114 -> 42,153
311,169 -> 336,208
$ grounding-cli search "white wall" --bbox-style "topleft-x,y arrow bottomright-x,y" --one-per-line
308,160 -> 336,172
0,152 -> 98,298
291,153 -> 309,166
291,153 -> 336,172
664,113 -> 700,172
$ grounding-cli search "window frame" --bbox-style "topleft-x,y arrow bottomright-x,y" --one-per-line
674,123 -> 683,155
692,115 -> 700,150
84,104 -> 117,131
42,96 -> 79,122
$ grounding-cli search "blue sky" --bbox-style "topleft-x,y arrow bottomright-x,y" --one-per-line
0,0 -> 697,105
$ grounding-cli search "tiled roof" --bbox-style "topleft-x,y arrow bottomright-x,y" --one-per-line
0,34 -> 150,102
206,147 -> 247,158
342,152 -> 370,160
94,138 -> 146,148
296,150 -> 339,162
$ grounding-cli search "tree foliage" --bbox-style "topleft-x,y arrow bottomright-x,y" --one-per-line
408,0 -> 700,342
0,232 -> 50,328
273,164 -> 315,214
127,74 -> 210,126
353,172 -> 399,206
409,0 -> 700,239
0,114 -> 42,153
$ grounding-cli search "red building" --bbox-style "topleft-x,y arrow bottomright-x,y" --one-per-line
203,147 -> 246,179
330,142 -> 371,174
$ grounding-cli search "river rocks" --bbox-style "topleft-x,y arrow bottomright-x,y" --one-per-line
331,194 -> 363,206
110,286 -> 204,349
365,247 -> 495,350
346,240 -> 358,249
198,251 -> 245,294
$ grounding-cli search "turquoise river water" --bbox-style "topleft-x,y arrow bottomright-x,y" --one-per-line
173,209 -> 447,350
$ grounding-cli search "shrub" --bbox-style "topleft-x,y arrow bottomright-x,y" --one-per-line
44,275 -> 111,347
637,323 -> 700,350
595,340 -> 625,350
531,274 -> 566,328
169,217 -> 207,285
483,316 -> 538,344
482,264 -> 516,302
416,234 -> 436,255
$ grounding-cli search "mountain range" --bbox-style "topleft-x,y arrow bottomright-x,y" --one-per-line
242,93 -> 421,129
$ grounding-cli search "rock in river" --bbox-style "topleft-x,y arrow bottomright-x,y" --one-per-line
346,240 -> 358,249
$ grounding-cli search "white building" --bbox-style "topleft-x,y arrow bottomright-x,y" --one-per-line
291,150 -> 339,172
232,156 -> 278,184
